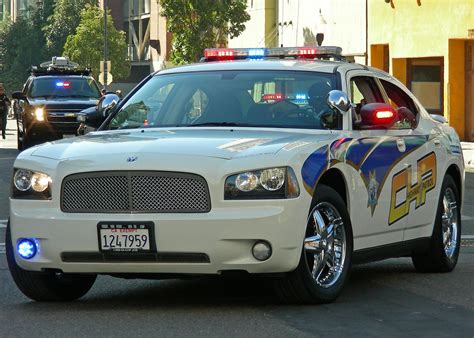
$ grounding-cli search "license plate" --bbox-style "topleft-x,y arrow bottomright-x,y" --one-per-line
98,222 -> 155,252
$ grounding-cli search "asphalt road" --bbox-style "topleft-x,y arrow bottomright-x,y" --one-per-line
0,119 -> 473,337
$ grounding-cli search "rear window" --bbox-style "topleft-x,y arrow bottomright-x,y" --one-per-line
28,77 -> 100,99
108,70 -> 338,130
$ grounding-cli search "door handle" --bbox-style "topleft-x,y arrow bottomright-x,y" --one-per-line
396,138 -> 406,152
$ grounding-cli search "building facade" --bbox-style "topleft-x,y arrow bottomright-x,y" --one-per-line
369,0 -> 474,141
229,0 -> 368,64
0,0 -> 38,22
101,0 -> 170,88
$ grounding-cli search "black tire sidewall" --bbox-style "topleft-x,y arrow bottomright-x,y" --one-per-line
432,175 -> 461,270
297,184 -> 353,302
6,221 -> 96,301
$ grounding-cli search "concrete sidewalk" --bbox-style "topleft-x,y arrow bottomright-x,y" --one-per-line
462,142 -> 474,172
0,118 -> 17,150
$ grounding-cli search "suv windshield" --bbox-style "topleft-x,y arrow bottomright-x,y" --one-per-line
29,77 -> 101,99
107,71 -> 338,130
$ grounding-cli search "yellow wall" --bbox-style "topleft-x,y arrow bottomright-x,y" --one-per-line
369,0 -> 474,137
369,0 -> 473,59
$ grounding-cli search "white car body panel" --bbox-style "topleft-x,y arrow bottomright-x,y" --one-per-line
9,60 -> 465,275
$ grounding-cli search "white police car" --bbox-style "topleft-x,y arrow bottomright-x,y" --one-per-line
7,47 -> 464,303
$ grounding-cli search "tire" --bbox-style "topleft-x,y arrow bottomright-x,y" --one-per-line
273,184 -> 353,304
17,130 -> 24,151
412,175 -> 461,273
6,222 -> 97,301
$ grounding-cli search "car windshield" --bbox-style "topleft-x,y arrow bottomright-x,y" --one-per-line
29,77 -> 101,99
107,70 -> 339,130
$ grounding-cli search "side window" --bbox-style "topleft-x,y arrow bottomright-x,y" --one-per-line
379,79 -> 418,129
349,76 -> 384,126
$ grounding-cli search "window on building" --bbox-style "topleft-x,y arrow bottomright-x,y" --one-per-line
408,58 -> 443,114
124,0 -> 150,17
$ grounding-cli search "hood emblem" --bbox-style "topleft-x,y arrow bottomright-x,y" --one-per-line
126,156 -> 138,163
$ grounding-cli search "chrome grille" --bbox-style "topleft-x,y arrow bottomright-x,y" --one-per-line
61,171 -> 211,213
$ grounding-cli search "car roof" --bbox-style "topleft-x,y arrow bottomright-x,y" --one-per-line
158,59 -> 367,75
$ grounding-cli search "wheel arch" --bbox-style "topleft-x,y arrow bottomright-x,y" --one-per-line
445,163 -> 463,201
316,168 -> 348,211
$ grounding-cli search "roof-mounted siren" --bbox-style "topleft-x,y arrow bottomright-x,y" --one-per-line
202,46 -> 344,62
40,56 -> 79,71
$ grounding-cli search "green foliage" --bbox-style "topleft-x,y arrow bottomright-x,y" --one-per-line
159,0 -> 250,64
63,5 -> 130,81
0,2 -> 54,92
43,0 -> 97,57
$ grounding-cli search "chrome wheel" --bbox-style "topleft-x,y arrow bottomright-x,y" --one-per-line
304,202 -> 346,288
442,187 -> 458,258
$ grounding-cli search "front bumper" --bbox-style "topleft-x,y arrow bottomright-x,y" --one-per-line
10,199 -> 308,275
28,121 -> 80,138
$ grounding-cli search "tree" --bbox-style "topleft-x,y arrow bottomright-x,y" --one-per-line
0,2 -> 54,92
159,0 -> 250,64
63,5 -> 130,81
43,0 -> 97,57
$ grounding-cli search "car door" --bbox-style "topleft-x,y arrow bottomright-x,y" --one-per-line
344,72 -> 409,248
377,78 -> 440,242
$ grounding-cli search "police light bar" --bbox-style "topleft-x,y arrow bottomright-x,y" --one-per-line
203,46 -> 342,62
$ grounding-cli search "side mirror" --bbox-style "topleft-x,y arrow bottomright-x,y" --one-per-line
12,91 -> 26,101
359,103 -> 398,129
76,106 -> 104,135
98,93 -> 120,117
430,114 -> 447,124
327,90 -> 351,113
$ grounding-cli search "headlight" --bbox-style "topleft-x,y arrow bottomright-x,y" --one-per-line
34,108 -> 45,121
225,167 -> 300,200
12,168 -> 51,199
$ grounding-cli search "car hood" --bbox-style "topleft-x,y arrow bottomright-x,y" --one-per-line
29,128 -> 334,161
29,97 -> 99,109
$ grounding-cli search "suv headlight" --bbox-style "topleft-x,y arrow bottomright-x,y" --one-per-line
34,108 -> 45,121
12,168 -> 52,199
225,167 -> 299,200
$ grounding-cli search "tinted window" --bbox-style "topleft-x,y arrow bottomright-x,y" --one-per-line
28,77 -> 100,99
350,76 -> 384,127
108,71 -> 339,130
380,79 -> 418,129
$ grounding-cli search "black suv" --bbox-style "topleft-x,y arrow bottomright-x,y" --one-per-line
12,58 -> 101,149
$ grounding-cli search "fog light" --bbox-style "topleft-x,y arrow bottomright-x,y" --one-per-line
17,239 -> 37,260
252,241 -> 272,261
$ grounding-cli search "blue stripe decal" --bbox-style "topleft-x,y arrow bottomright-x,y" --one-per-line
345,137 -> 378,167
359,136 -> 426,188
301,145 -> 329,194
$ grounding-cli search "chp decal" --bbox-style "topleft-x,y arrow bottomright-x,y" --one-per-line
302,135 -> 432,221
388,151 -> 437,225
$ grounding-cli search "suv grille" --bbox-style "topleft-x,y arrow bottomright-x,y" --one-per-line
61,171 -> 211,213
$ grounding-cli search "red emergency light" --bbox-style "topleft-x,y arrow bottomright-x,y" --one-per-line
203,46 -> 342,62
261,93 -> 285,102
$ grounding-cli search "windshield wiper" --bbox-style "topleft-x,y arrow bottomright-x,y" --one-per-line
188,122 -> 251,127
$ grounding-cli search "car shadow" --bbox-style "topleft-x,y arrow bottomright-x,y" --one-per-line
12,258 -> 420,310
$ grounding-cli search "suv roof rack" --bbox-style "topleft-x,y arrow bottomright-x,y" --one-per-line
31,56 -> 91,76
